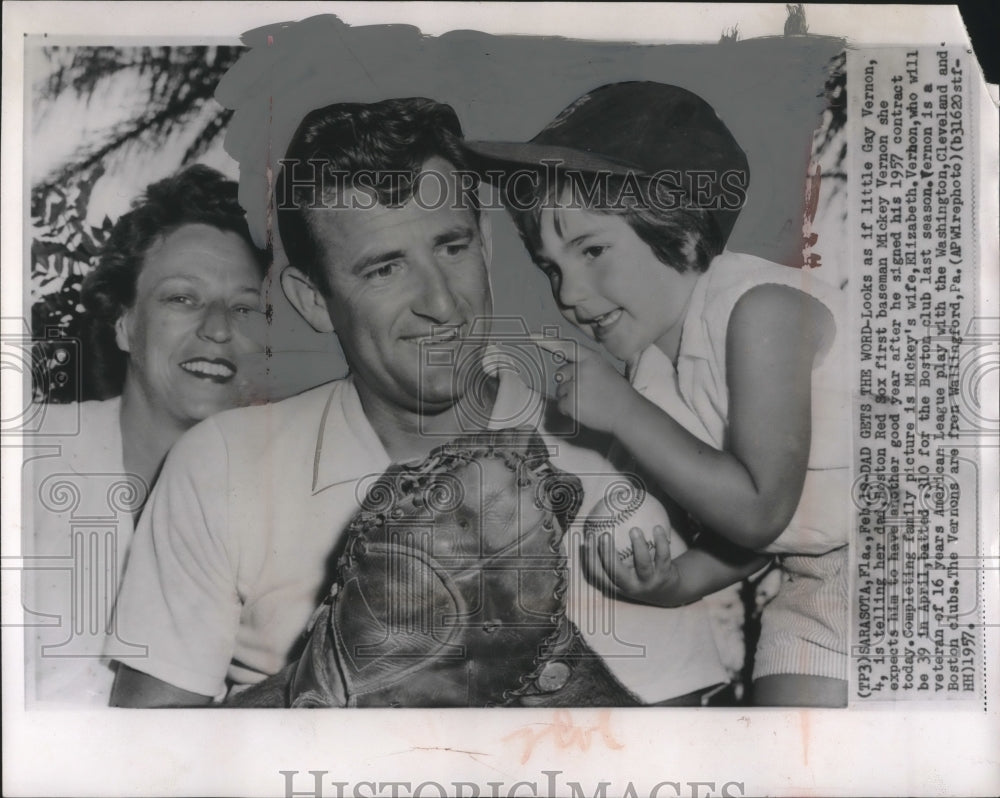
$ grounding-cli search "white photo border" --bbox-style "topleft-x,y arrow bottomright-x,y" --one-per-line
3,4 -> 998,797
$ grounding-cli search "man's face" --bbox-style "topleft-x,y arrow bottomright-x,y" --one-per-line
292,157 -> 493,415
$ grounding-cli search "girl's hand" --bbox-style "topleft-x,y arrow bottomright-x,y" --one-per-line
582,524 -> 682,606
531,335 -> 637,434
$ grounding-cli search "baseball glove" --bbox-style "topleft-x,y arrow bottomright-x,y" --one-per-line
229,427 -> 640,708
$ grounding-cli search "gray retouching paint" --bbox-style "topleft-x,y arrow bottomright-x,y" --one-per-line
216,15 -> 844,397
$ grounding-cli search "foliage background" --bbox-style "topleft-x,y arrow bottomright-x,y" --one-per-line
29,45 -> 242,402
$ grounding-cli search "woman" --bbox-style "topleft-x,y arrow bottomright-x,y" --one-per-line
25,165 -> 269,705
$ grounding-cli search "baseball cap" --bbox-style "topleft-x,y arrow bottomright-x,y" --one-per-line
465,81 -> 749,243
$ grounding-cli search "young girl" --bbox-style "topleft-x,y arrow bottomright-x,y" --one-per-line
467,81 -> 850,706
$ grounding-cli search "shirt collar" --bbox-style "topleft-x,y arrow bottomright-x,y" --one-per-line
312,349 -> 546,493
626,342 -> 674,393
626,255 -> 717,383
312,377 -> 391,493
675,259 -> 715,365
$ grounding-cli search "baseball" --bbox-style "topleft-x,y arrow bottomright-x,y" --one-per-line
583,476 -> 671,561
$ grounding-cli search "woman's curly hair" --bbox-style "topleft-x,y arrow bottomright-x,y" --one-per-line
80,165 -> 269,397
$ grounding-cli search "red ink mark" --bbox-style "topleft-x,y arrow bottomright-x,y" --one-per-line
502,709 -> 624,765
267,35 -> 274,46
801,162 -> 823,268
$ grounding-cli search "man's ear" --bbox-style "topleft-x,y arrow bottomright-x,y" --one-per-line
114,312 -> 132,354
280,266 -> 335,333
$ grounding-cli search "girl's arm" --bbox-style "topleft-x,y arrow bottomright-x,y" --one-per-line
540,283 -> 834,550
615,284 -> 833,549
583,524 -> 770,607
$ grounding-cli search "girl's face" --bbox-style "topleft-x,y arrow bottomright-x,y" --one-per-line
534,202 -> 701,362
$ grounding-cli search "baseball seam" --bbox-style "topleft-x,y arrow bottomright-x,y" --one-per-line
584,482 -> 655,561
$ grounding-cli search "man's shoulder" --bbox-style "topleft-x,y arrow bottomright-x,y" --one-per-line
209,380 -> 340,431
170,380 -> 343,462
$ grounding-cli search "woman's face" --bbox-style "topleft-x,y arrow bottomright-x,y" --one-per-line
115,223 -> 264,428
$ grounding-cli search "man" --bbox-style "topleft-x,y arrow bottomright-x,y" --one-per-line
109,98 -> 728,706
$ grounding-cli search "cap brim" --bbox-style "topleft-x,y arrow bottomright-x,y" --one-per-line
464,140 -> 643,176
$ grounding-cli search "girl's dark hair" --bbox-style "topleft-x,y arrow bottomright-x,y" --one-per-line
80,164 -> 269,397
511,171 -> 724,275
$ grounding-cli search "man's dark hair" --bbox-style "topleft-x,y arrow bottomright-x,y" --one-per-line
81,164 -> 269,397
276,98 -> 478,296
510,171 -> 724,279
